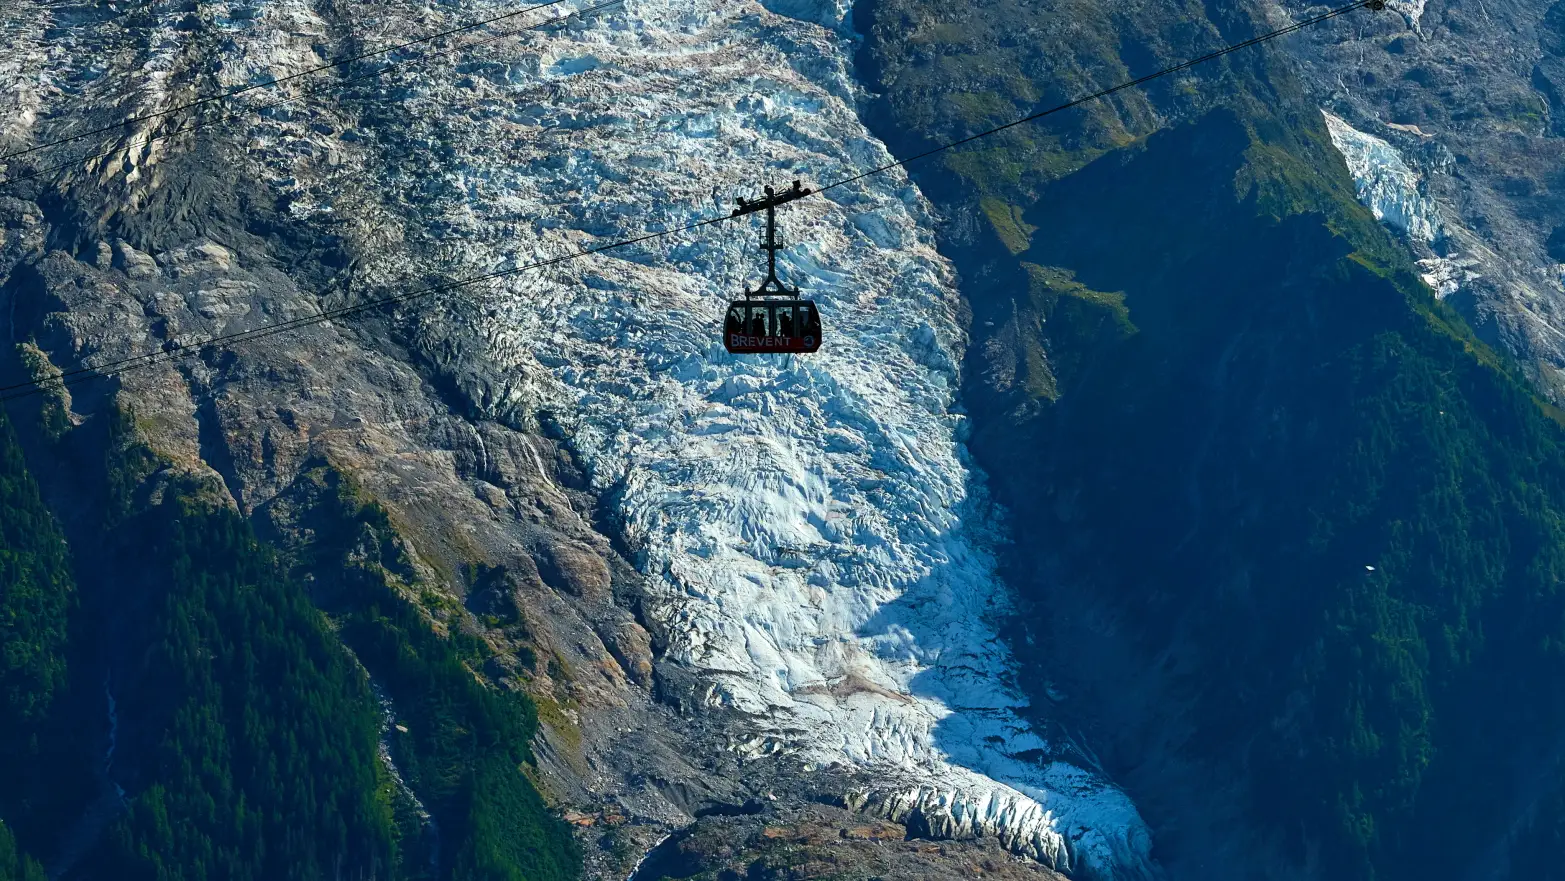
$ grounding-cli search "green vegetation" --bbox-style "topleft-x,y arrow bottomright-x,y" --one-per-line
0,403 -> 576,881
78,486 -> 397,881
946,92 -> 1017,129
287,466 -> 581,881
0,821 -> 45,881
979,198 -> 1036,254
0,409 -> 73,877
0,408 -> 74,810
993,108 -> 1565,881
77,455 -> 581,881
14,344 -> 71,442
854,0 -> 1186,209
337,572 -> 579,881
858,2 -> 1565,878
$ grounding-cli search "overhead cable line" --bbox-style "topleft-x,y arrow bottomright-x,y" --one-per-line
0,0 -> 1382,404
818,0 -> 1380,195
0,0 -> 574,164
0,0 -> 623,190
0,213 -> 726,403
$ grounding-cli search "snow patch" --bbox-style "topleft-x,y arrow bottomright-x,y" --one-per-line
1418,255 -> 1482,299
1390,0 -> 1428,31
550,54 -> 604,76
1323,110 -> 1441,243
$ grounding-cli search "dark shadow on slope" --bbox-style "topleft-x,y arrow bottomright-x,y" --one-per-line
952,107 -> 1565,881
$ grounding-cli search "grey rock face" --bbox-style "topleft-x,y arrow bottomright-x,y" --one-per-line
536,538 -> 613,599
111,241 -> 158,277
600,618 -> 656,688
625,800 -> 1072,881
0,4 -> 736,878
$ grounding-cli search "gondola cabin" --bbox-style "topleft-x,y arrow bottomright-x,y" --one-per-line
724,299 -> 822,354
725,181 -> 822,354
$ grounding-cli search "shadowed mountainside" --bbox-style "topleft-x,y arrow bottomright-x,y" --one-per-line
854,0 -> 1565,878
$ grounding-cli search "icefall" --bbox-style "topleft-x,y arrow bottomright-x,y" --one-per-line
1323,110 -> 1441,243
227,0 -> 1159,874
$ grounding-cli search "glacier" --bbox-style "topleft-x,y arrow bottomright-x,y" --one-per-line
1323,110 -> 1485,300
369,0 -> 1156,873
470,3 -> 1156,873
21,0 -> 1160,874
1322,110 -> 1441,244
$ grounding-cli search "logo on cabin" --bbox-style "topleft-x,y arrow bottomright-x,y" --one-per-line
731,334 -> 802,348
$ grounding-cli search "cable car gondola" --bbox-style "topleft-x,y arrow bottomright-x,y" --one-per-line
724,300 -> 821,354
724,181 -> 822,354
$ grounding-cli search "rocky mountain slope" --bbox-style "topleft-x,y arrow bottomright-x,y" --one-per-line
5,0 -> 1565,879
0,0 -> 1157,878
1284,0 -> 1565,396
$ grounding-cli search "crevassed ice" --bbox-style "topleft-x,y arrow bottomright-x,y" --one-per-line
1416,255 -> 1481,299
0,12 -> 46,147
250,0 -> 1157,874
1323,110 -> 1440,243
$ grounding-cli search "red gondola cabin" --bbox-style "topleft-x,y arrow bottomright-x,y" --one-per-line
723,299 -> 822,354
724,181 -> 823,355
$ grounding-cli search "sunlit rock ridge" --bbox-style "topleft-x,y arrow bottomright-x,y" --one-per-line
1287,0 -> 1565,395
149,0 -> 1162,875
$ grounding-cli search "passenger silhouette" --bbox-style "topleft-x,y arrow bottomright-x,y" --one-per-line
777,308 -> 795,338
751,309 -> 768,337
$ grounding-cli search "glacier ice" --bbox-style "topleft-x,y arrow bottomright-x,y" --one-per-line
1417,255 -> 1482,299
1388,0 -> 1428,32
38,0 -> 1161,875
394,2 -> 1155,875
1323,110 -> 1441,243
1321,112 -> 1499,303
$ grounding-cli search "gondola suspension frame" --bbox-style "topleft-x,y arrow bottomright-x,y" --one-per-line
724,180 -> 822,354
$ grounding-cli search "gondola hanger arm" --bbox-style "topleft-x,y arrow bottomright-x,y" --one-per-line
732,180 -> 813,217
